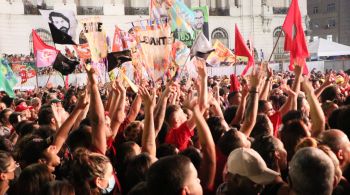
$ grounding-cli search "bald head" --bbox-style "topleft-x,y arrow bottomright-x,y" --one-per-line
319,129 -> 349,153
289,147 -> 335,195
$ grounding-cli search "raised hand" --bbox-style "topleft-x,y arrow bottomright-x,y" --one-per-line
76,90 -> 89,110
139,87 -> 156,110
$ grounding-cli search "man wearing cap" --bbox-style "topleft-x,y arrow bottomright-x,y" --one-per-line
217,147 -> 279,195
14,102 -> 32,120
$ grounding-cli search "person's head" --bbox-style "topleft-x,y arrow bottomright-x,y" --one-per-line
0,151 -> 17,189
123,121 -> 144,145
156,143 -> 178,159
115,141 -> 141,177
17,134 -> 60,172
14,120 -> 38,138
280,120 -> 310,161
31,97 -> 41,110
128,181 -> 147,195
289,147 -> 335,195
49,12 -> 70,33
180,147 -> 202,171
218,129 -> 251,156
71,149 -> 115,194
14,102 -> 32,120
124,153 -> 155,194
192,9 -> 204,31
320,85 -> 339,104
147,155 -> 202,195
258,100 -> 274,116
41,180 -> 75,195
297,95 -> 310,117
225,148 -> 279,194
250,114 -> 273,139
223,106 -> 238,125
165,105 -> 187,128
228,91 -> 242,106
38,105 -> 55,127
0,108 -> 12,126
0,102 -> 6,112
319,129 -> 350,170
15,163 -> 54,195
66,126 -> 92,152
206,116 -> 228,144
252,136 -> 288,172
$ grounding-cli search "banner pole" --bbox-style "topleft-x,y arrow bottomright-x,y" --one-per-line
268,30 -> 283,62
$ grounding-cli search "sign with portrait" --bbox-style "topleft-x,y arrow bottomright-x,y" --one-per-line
39,9 -> 78,41
173,6 -> 209,47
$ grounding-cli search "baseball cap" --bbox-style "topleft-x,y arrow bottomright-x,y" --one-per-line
50,99 -> 62,104
227,148 -> 279,185
15,102 -> 33,112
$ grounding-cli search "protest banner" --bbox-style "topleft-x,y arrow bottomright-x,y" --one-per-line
80,17 -> 108,62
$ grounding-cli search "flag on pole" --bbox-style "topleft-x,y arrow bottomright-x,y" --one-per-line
112,26 -> 128,52
106,50 -> 132,72
0,58 -> 18,97
52,52 -> 79,75
234,24 -> 254,76
282,0 -> 309,75
32,29 -> 59,68
73,43 -> 91,60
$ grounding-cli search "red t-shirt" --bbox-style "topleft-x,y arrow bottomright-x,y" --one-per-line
165,122 -> 194,151
214,146 -> 228,191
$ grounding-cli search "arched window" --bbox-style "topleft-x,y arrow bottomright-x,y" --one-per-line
211,27 -> 229,48
273,27 -> 288,61
29,28 -> 54,54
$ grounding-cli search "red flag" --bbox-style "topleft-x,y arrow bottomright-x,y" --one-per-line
32,29 -> 58,68
235,24 -> 254,76
73,43 -> 91,60
282,0 -> 309,75
112,26 -> 127,52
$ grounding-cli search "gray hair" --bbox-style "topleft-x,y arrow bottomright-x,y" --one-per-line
289,147 -> 335,195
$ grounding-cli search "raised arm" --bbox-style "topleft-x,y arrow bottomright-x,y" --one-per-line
87,66 -> 108,154
154,82 -> 175,135
259,62 -> 272,101
125,94 -> 142,122
139,87 -> 156,157
110,80 -> 126,139
192,103 -> 216,190
230,84 -> 249,126
53,91 -> 89,152
314,73 -> 334,98
301,78 -> 325,137
240,69 -> 263,137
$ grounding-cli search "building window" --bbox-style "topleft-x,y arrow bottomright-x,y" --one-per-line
29,28 -> 54,54
313,7 -> 318,14
328,19 -> 336,28
327,3 -> 336,13
272,27 -> 288,61
211,28 -> 229,48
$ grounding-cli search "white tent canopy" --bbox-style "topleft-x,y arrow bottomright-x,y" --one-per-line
308,38 -> 350,57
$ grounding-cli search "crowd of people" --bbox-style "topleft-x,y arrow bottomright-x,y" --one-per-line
0,58 -> 350,195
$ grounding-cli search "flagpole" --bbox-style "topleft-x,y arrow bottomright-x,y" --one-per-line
268,30 -> 283,62
45,67 -> 53,87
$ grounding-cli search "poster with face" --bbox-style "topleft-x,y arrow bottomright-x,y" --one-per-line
173,6 -> 209,47
39,9 -> 78,40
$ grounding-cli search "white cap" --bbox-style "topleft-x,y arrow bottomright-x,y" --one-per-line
227,147 -> 280,185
